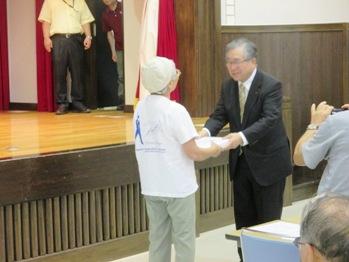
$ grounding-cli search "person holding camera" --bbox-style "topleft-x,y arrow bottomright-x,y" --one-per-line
294,101 -> 349,196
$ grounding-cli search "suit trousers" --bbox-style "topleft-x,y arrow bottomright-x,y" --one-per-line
115,50 -> 124,100
144,193 -> 196,262
233,154 -> 286,230
51,34 -> 84,105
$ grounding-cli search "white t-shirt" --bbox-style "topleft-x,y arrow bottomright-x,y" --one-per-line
133,95 -> 199,198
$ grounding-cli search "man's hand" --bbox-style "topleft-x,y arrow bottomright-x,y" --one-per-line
83,36 -> 92,50
44,37 -> 53,52
341,103 -> 349,110
224,132 -> 243,150
310,101 -> 334,125
198,129 -> 209,137
211,143 -> 222,157
112,52 -> 118,62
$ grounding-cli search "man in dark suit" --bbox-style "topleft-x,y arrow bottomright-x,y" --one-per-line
200,37 -> 292,261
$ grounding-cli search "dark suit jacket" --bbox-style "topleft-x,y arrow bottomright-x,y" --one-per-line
205,70 -> 292,186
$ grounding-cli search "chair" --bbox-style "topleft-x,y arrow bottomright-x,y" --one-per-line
240,229 -> 301,262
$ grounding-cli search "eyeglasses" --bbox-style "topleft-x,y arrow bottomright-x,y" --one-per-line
293,237 -> 328,256
172,69 -> 181,80
293,237 -> 306,248
225,58 -> 250,66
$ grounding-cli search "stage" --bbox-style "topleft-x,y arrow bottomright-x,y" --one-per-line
0,110 -> 134,160
0,110 -> 292,262
0,110 -> 243,262
0,110 -> 208,160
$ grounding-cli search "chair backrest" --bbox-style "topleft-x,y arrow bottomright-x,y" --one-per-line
240,230 -> 301,262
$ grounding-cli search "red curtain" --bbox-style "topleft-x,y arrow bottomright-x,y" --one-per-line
157,0 -> 180,101
0,0 -> 10,111
35,0 -> 54,111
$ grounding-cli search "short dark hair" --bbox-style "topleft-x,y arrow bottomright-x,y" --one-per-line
300,194 -> 349,262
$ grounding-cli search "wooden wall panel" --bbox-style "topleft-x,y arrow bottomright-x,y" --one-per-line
175,0 -> 222,117
0,207 -> 6,262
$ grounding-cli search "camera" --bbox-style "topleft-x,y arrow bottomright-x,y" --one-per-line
331,108 -> 348,114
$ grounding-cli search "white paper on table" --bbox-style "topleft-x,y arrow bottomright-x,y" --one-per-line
248,221 -> 300,238
195,137 -> 230,149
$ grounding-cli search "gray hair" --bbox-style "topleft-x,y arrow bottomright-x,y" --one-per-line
225,37 -> 257,60
300,194 -> 349,262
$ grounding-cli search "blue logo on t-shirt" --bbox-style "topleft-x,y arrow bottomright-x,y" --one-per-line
135,115 -> 144,144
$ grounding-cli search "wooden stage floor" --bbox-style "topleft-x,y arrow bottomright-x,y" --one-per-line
0,110 -> 207,160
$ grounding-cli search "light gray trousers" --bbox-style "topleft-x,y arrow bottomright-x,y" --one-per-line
145,193 -> 196,262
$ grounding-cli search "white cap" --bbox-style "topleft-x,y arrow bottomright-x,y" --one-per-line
141,56 -> 176,94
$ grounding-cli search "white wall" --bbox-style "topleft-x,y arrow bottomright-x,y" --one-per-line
124,0 -> 145,106
7,0 -> 37,103
222,0 -> 349,25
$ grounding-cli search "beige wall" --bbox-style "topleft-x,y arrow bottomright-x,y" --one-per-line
7,0 -> 37,103
222,0 -> 349,25
124,0 -> 145,106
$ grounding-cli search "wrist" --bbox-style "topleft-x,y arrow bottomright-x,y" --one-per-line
85,35 -> 92,40
306,124 -> 319,130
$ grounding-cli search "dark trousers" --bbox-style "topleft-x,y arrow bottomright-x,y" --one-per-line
52,34 -> 84,105
233,154 -> 285,260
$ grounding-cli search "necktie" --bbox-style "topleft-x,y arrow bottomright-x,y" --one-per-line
239,83 -> 247,122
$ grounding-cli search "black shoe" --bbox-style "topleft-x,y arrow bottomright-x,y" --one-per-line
73,102 -> 91,113
56,104 -> 68,115
116,104 -> 124,111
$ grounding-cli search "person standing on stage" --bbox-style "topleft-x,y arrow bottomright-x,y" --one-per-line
199,37 -> 292,261
101,0 -> 124,110
38,0 -> 94,115
134,56 -> 222,262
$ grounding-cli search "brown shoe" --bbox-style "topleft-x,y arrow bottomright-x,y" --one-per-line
56,104 -> 68,115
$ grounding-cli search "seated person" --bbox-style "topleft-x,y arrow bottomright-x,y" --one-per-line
294,194 -> 349,262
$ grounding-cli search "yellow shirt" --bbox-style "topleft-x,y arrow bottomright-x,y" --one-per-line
38,0 -> 95,36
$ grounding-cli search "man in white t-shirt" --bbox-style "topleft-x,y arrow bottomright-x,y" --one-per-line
133,56 -> 222,262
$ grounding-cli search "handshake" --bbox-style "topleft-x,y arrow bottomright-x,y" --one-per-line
197,129 -> 243,150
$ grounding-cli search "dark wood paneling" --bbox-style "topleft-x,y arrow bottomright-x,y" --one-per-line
25,232 -> 149,262
0,207 -> 5,262
344,25 -> 349,101
175,0 -> 198,115
175,0 -> 222,117
0,145 -> 139,206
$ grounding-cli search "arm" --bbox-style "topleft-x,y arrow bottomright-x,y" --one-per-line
82,23 -> 92,50
341,103 -> 349,109
42,22 -> 52,53
293,130 -> 317,166
203,83 -> 229,136
107,31 -> 117,62
293,102 -> 333,166
182,139 -> 221,161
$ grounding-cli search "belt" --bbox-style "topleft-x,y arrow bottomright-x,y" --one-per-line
53,33 -> 82,38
